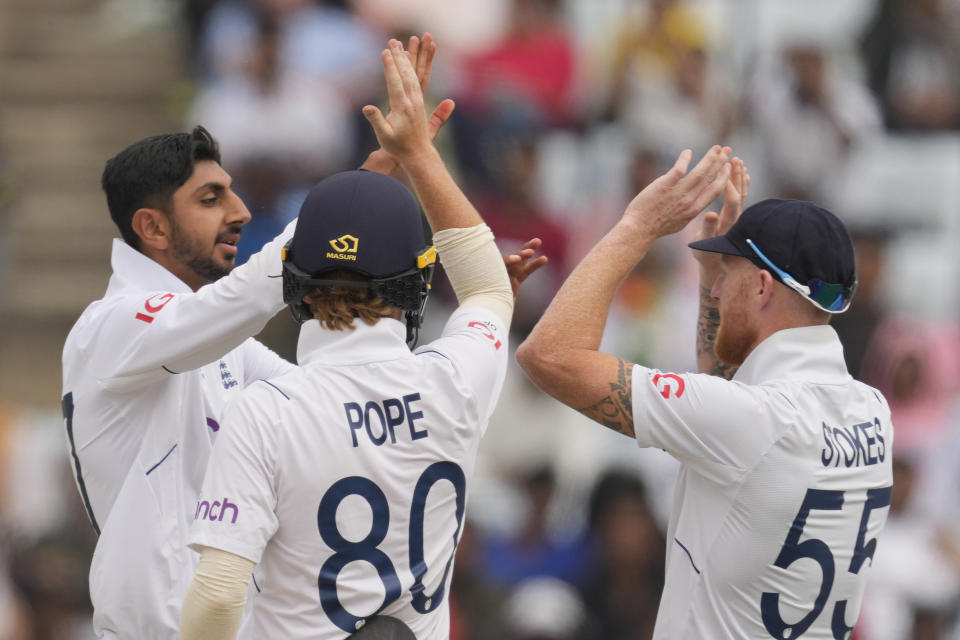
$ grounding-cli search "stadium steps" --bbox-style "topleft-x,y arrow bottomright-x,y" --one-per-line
0,0 -> 185,406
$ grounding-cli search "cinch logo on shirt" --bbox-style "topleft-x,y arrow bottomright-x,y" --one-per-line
195,497 -> 239,523
327,234 -> 359,261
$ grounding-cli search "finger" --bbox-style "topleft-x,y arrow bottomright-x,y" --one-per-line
427,99 -> 456,139
516,256 -> 549,281
390,40 -> 421,99
681,145 -> 728,194
730,156 -> 743,193
521,237 -> 542,249
381,48 -> 405,108
661,149 -> 693,186
362,104 -> 390,136
417,33 -> 433,90
692,161 -> 732,213
407,34 -> 420,65
699,211 -> 719,239
505,250 -> 534,263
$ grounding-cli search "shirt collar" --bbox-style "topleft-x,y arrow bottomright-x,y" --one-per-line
297,317 -> 412,366
106,238 -> 194,295
733,325 -> 851,386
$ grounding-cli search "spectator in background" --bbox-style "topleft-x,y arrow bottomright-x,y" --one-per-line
479,465 -> 590,589
617,44 -> 734,186
458,0 -> 577,128
830,227 -> 891,381
450,0 -> 578,188
0,406 -> 33,640
190,12 -> 354,263
472,138 -> 570,338
860,317 -> 960,454
857,454 -> 960,640
602,0 -> 708,122
580,470 -> 664,640
750,43 -> 881,201
503,577 -> 587,640
861,0 -> 960,130
197,0 -> 383,101
448,521 -> 509,640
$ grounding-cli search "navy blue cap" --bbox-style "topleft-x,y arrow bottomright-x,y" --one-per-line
688,198 -> 856,290
287,170 -> 427,278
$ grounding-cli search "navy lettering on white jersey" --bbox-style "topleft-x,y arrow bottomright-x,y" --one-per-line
821,418 -> 887,468
344,393 -> 429,448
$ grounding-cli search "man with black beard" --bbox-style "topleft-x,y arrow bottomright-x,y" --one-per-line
61,124 -> 302,640
518,152 -> 894,638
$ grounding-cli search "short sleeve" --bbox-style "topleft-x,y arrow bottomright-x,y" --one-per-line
631,366 -> 788,484
415,306 -> 509,423
189,391 -> 280,563
240,337 -> 296,386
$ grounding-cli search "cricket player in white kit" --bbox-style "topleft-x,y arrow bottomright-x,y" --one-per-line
61,125 -> 298,639
59,35 -> 525,639
179,40 -> 535,640
518,151 -> 893,638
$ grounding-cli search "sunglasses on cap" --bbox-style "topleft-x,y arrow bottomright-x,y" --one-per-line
745,239 -> 856,314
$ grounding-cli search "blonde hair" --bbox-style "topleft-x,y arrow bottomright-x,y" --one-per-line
302,271 -> 396,331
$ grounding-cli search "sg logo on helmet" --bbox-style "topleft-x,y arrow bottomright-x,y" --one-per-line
327,235 -> 359,261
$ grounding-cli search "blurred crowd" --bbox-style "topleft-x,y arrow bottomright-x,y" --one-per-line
2,0 -> 960,638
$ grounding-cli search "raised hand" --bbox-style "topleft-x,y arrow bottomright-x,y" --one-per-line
362,35 -> 455,177
504,238 -> 549,301
623,145 -> 732,239
404,33 -> 454,139
693,156 -> 750,271
363,40 -> 455,162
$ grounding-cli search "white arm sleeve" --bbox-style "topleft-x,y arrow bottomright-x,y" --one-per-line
180,546 -> 254,640
433,224 -> 514,328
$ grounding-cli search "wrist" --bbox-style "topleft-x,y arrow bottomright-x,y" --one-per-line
361,149 -> 399,176
611,217 -> 658,260
698,262 -> 720,292
394,144 -> 442,175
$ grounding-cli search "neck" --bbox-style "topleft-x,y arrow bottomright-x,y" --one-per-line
141,247 -> 207,292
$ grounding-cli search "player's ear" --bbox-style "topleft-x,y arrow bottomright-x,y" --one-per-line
132,208 -> 171,251
757,269 -> 776,309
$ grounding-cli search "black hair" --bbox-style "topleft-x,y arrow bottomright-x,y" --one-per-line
587,469 -> 650,532
101,125 -> 221,250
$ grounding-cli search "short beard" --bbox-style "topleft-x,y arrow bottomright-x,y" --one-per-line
168,218 -> 237,285
715,294 -> 757,367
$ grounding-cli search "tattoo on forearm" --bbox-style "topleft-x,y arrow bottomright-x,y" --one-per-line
697,286 -> 738,380
577,358 -> 635,436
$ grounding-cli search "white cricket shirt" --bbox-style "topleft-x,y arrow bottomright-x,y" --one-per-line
189,307 -> 508,640
632,325 -> 893,639
61,226 -> 294,639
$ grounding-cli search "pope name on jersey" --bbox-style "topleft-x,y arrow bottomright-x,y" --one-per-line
191,301 -> 508,639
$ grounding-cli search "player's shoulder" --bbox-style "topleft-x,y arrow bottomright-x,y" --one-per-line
64,291 -> 147,366
851,379 -> 891,412
419,305 -> 508,358
227,375 -> 299,422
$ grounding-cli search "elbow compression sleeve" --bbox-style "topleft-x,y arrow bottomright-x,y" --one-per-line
433,224 -> 514,327
180,547 -> 255,640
